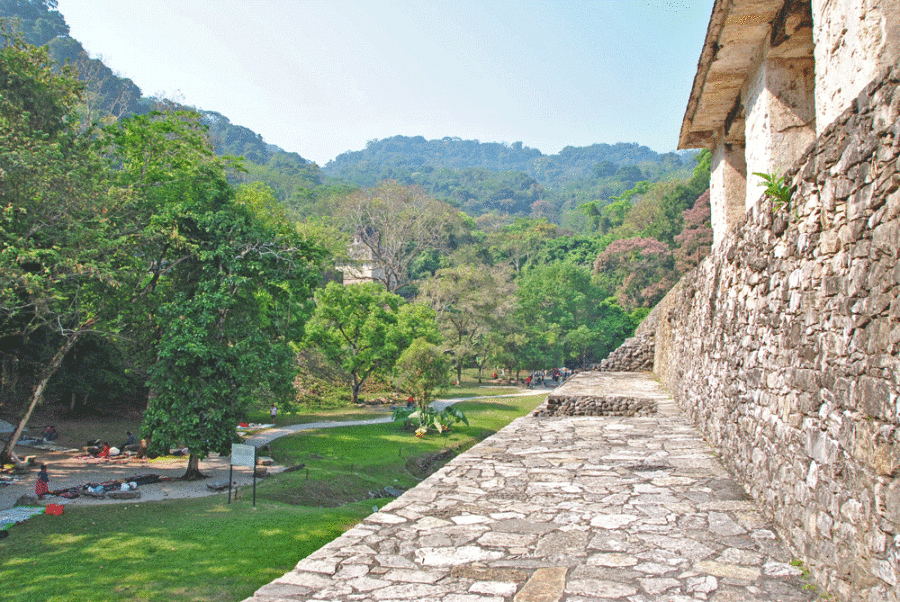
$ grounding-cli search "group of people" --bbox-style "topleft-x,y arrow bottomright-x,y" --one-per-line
33,430 -> 139,498
42,425 -> 58,441
89,432 -> 137,458
525,368 -> 571,388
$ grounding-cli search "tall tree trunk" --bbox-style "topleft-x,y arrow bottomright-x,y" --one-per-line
1,334 -> 80,464
182,451 -> 206,480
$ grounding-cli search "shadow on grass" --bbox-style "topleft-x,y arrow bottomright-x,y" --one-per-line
0,496 -> 377,602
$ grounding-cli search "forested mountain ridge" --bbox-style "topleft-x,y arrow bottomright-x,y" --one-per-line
325,135 -> 689,186
323,136 -> 699,225
269,133 -> 698,226
0,0 -> 319,200
1,0 -> 697,228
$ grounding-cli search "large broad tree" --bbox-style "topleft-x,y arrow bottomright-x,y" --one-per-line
106,111 -> 326,479
514,262 -> 638,369
0,34 -> 326,468
417,264 -> 513,384
305,281 -> 439,405
0,35 -> 129,463
392,338 -> 451,412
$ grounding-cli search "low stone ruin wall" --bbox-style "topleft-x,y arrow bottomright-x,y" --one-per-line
594,333 -> 654,372
653,66 -> 900,602
534,371 -> 666,417
535,393 -> 656,417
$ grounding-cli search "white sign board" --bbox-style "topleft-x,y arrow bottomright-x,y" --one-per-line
231,443 -> 256,468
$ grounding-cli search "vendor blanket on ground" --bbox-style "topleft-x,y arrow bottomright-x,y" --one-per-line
0,506 -> 46,529
51,474 -> 163,499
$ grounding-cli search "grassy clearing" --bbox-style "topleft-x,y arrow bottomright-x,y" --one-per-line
437,384 -> 522,399
2,393 -> 547,602
0,497 -> 378,602
261,394 -> 546,506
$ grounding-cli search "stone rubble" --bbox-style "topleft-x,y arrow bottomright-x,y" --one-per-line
244,372 -> 818,602
593,334 -> 655,373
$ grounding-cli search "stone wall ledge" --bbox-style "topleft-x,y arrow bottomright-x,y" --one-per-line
535,371 -> 668,417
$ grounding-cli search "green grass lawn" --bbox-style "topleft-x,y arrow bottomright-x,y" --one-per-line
437,384 -> 522,399
1,496 -> 377,602
245,406 -> 389,427
2,393 -> 546,602
262,395 -> 545,505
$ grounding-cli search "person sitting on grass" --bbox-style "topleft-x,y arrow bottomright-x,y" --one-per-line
120,431 -> 136,450
35,463 -> 49,499
96,442 -> 111,458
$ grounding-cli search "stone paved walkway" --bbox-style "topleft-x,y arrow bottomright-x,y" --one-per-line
244,373 -> 817,602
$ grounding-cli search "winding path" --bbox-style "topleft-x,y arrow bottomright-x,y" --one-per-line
241,390 -> 539,448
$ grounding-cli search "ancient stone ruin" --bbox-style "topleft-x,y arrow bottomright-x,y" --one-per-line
536,371 -> 663,417
593,333 -> 654,372
655,1 -> 900,600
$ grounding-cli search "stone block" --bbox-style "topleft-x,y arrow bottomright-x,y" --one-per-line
880,481 -> 900,526
866,319 -> 894,355
872,221 -> 900,256
857,376 -> 892,421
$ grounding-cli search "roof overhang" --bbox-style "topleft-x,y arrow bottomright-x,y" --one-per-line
678,0 -> 788,149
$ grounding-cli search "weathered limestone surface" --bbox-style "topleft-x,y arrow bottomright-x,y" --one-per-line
813,0 -> 900,133
655,66 -> 900,602
744,55 -> 816,209
244,373 -> 817,602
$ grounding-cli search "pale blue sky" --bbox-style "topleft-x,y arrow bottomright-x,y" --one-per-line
56,0 -> 714,166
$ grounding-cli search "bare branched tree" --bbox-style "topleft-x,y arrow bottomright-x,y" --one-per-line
340,180 -> 457,293
72,52 -> 137,130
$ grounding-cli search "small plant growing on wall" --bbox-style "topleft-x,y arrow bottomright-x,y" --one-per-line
753,171 -> 793,211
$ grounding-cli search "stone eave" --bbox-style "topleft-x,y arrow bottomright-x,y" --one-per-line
678,0 -> 786,149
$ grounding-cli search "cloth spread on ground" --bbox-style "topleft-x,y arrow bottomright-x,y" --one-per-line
80,473 -> 163,496
236,423 -> 274,430
0,506 -> 46,530
14,439 -> 79,452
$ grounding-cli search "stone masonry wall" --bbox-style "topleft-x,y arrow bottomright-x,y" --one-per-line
654,66 -> 900,602
593,333 -> 654,372
813,0 -> 900,134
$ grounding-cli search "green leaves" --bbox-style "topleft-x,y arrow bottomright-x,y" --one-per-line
753,171 -> 793,211
513,262 -> 638,367
392,338 -> 450,409
305,282 -> 440,404
391,402 -> 468,437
